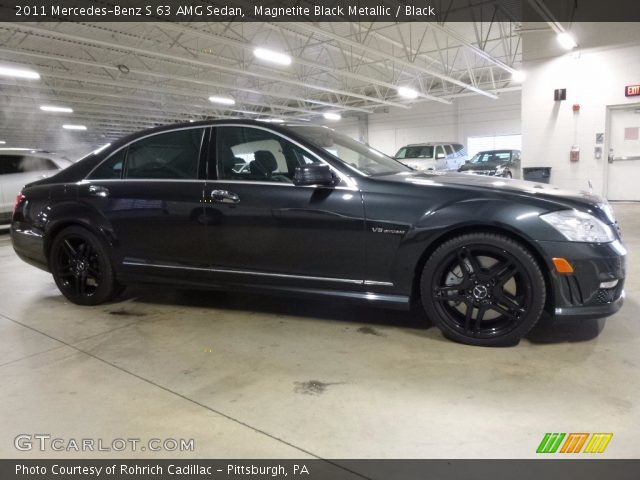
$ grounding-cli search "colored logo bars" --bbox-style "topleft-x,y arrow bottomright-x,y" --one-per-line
536,433 -> 613,454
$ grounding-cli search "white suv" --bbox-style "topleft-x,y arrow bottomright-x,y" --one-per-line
0,149 -> 71,226
394,142 -> 468,171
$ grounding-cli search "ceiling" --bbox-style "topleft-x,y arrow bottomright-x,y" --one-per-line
0,19 -> 522,155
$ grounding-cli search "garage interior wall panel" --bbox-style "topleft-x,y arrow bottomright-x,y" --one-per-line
344,92 -> 521,157
521,22 -> 640,196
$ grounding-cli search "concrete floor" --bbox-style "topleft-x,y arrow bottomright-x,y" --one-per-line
1,203 -> 639,460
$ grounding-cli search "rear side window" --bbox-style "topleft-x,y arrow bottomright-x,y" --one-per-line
88,149 -> 126,179
126,129 -> 204,180
452,144 -> 467,157
88,128 -> 205,180
0,155 -> 57,174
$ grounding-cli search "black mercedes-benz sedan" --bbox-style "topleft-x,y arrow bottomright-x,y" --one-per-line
11,120 -> 626,346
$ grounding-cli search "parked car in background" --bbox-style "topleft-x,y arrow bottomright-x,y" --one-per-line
11,120 -> 626,346
458,149 -> 521,179
394,142 -> 467,171
0,149 -> 71,226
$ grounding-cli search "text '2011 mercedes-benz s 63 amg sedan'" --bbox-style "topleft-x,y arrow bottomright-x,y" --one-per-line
11,121 -> 626,346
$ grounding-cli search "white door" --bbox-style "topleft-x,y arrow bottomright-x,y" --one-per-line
607,104 -> 640,200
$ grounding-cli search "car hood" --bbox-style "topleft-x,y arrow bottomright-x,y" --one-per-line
373,170 -> 609,216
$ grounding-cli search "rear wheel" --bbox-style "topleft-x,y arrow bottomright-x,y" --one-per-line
50,226 -> 119,305
421,233 -> 546,346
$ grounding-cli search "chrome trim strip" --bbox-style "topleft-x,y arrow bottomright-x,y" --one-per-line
77,178 -> 355,191
122,261 -> 368,285
85,123 -> 359,190
364,280 -> 394,287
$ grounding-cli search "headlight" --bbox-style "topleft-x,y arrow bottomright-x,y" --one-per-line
495,165 -> 505,175
598,201 -> 616,223
540,210 -> 615,243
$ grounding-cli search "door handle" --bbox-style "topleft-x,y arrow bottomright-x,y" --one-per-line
88,185 -> 109,197
210,189 -> 240,204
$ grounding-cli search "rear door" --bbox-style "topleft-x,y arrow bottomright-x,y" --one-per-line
82,127 -> 209,274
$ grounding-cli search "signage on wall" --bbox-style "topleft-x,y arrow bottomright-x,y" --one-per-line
626,85 -> 640,97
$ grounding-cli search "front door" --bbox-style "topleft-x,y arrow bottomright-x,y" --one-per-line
203,125 -> 366,288
607,104 -> 640,200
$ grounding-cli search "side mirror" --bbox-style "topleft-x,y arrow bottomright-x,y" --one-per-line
293,164 -> 336,186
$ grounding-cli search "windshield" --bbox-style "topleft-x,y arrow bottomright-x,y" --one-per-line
395,145 -> 434,159
471,151 -> 513,164
288,126 -> 411,176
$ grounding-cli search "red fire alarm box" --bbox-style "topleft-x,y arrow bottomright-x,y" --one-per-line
570,145 -> 580,162
572,104 -> 580,113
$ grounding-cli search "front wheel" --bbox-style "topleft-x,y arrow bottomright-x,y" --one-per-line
421,233 -> 546,346
50,226 -> 119,305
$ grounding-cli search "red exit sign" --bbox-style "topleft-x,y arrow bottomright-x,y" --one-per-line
626,85 -> 640,97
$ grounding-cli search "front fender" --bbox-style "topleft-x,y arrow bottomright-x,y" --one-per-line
390,198 -> 558,294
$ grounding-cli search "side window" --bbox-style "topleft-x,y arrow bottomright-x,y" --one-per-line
126,129 -> 204,180
88,148 -> 126,180
444,145 -> 454,156
0,155 -> 57,174
216,127 -> 322,183
435,146 -> 446,159
0,156 -> 21,174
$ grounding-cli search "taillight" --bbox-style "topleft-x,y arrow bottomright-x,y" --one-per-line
13,192 -> 26,215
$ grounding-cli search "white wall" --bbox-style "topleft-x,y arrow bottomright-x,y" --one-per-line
521,22 -> 640,195
337,91 -> 522,157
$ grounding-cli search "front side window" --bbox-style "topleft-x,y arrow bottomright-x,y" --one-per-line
216,127 -> 322,183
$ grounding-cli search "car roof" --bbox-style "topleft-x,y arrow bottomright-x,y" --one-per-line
402,142 -> 461,147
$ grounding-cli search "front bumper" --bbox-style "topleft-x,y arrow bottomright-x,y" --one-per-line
537,239 -> 626,320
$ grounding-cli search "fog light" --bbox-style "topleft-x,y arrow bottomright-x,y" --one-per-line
552,257 -> 574,273
599,279 -> 619,289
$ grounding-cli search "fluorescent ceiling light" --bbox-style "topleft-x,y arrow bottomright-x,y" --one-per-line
557,32 -> 577,50
63,124 -> 87,131
511,70 -> 526,82
0,65 -> 40,79
398,86 -> 419,99
208,95 -> 235,105
253,48 -> 292,66
40,105 -> 73,113
323,112 -> 342,121
0,140 -> 5,144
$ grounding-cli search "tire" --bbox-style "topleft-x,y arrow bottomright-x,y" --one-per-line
49,225 -> 119,305
504,171 -> 513,179
420,233 -> 546,346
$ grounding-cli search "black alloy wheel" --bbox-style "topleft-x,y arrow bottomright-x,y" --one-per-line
421,233 -> 546,346
50,226 -> 119,305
